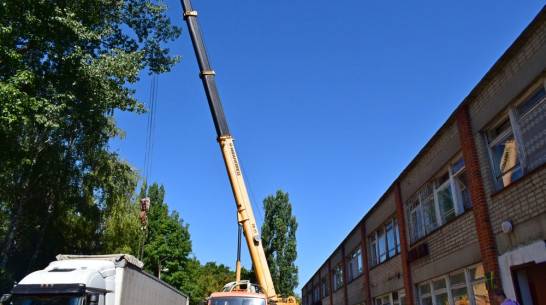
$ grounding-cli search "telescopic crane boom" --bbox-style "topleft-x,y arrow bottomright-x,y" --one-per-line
179,1 -> 296,304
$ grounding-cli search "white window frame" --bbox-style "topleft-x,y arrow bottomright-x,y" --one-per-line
332,264 -> 343,291
370,217 -> 401,266
376,290 -> 406,305
417,264 -> 487,305
346,246 -> 363,281
406,158 -> 471,243
486,84 -> 546,190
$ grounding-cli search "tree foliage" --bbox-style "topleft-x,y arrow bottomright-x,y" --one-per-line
261,190 -> 298,297
0,0 -> 180,290
140,183 -> 192,287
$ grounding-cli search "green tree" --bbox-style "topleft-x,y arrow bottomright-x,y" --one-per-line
140,183 -> 192,290
261,190 -> 298,297
0,0 -> 180,288
188,260 -> 236,305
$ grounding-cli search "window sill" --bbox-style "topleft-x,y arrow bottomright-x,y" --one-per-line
490,162 -> 546,198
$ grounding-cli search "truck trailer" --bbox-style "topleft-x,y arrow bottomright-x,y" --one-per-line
2,254 -> 188,305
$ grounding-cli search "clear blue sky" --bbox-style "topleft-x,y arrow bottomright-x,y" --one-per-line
110,0 -> 545,295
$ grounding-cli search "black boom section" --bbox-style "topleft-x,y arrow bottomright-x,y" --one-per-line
180,0 -> 230,137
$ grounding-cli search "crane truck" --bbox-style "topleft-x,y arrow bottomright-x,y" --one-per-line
179,1 -> 297,305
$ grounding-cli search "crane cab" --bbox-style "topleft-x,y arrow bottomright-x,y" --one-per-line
206,281 -> 267,305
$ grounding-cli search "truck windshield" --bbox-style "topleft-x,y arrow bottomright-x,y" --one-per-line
209,297 -> 265,305
11,295 -> 85,305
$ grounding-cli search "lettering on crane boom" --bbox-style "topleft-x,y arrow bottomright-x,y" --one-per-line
229,142 -> 241,176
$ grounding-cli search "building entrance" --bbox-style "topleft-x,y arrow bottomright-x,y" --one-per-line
513,261 -> 546,305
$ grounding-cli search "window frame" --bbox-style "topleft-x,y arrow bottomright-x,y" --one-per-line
485,84 -> 546,190
332,264 -> 343,292
405,157 -> 472,243
346,246 -> 363,281
417,264 -> 488,305
375,290 -> 406,305
370,217 -> 401,267
320,276 -> 329,298
313,286 -> 319,303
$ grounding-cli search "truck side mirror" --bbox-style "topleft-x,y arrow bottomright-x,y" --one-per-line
88,294 -> 99,305
0,294 -> 11,305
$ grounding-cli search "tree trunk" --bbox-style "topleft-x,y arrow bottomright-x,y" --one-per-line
0,150 -> 41,269
27,199 -> 54,272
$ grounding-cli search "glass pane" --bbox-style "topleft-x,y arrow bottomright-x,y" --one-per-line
487,119 -> 511,142
410,207 -> 423,242
432,278 -> 446,290
371,241 -> 378,266
490,134 -> 522,187
422,197 -> 438,233
453,158 -> 465,173
437,184 -> 455,223
400,296 -> 406,305
12,296 -> 84,305
381,296 -> 390,305
421,297 -> 433,305
516,88 -> 546,116
357,250 -> 363,274
387,226 -> 396,258
379,233 -> 386,263
395,224 -> 401,253
450,272 -> 466,286
455,171 -> 472,209
517,94 -> 546,172
434,292 -> 449,305
419,184 -> 434,202
386,221 -> 393,230
472,282 -> 490,305
469,265 -> 485,282
452,287 -> 469,305
420,283 -> 431,295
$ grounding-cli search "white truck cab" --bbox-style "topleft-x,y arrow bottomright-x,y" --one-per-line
2,254 -> 188,305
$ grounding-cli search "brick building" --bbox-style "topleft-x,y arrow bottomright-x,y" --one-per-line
302,6 -> 546,305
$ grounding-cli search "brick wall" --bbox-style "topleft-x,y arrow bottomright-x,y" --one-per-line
489,164 -> 546,234
346,275 -> 365,305
369,255 -> 403,297
409,211 -> 478,270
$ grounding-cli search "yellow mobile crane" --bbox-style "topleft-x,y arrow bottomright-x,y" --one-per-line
179,1 -> 297,305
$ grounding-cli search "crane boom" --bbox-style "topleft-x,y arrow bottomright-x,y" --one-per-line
179,0 -> 278,300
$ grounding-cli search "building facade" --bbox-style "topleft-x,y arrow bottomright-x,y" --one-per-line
302,6 -> 546,305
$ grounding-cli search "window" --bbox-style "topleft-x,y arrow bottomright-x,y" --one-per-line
376,291 -> 405,305
370,217 -> 401,266
486,87 -> 546,189
405,158 -> 472,243
332,264 -> 343,291
347,247 -> 363,281
307,292 -> 312,305
417,264 -> 489,305
313,286 -> 319,302
320,277 -> 329,298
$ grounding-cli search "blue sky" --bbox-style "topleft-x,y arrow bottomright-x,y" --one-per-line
110,1 -> 546,295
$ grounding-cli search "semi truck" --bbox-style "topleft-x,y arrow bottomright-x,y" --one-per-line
1,254 -> 189,305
